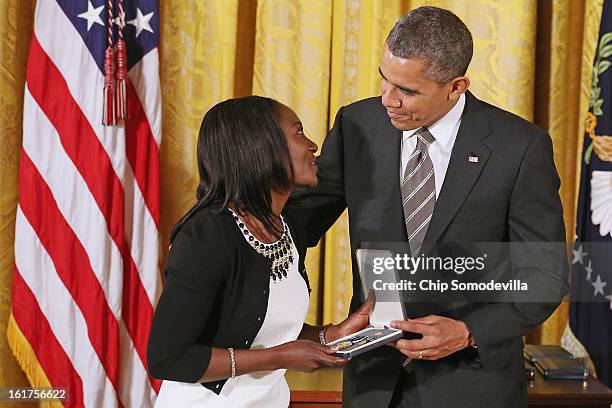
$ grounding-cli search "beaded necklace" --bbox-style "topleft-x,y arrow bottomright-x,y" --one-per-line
229,209 -> 294,282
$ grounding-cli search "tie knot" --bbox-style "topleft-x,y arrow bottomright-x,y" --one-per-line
416,127 -> 435,147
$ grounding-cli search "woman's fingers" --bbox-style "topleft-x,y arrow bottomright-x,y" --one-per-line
320,353 -> 347,367
312,343 -> 337,354
312,343 -> 346,366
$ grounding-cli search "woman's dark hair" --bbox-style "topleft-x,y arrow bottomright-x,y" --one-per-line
170,96 -> 293,243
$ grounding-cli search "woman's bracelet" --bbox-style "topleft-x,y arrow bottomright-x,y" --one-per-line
228,348 -> 236,378
319,324 -> 332,345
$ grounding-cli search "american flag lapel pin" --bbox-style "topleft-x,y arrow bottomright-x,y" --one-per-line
468,155 -> 479,163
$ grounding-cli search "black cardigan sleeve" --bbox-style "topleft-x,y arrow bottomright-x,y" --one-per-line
147,215 -> 231,382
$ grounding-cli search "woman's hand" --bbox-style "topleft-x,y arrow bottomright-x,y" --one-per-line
326,294 -> 374,343
273,340 -> 346,372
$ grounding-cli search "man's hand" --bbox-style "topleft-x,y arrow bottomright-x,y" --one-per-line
390,315 -> 473,360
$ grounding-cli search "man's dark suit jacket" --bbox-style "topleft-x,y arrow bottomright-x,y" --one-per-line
294,92 -> 569,408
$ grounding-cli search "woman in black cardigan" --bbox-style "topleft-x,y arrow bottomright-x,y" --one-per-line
148,96 -> 371,407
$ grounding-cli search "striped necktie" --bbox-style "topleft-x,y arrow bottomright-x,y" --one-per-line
401,127 -> 436,255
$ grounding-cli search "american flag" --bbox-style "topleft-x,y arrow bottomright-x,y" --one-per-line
8,0 -> 162,406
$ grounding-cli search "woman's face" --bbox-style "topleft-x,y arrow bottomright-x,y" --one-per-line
277,104 -> 318,188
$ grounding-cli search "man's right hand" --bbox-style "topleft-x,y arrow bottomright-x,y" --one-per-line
273,340 -> 346,372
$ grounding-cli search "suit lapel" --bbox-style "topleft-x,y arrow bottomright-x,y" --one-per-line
423,92 -> 492,248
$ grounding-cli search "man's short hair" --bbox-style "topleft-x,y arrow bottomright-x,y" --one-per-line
386,6 -> 473,83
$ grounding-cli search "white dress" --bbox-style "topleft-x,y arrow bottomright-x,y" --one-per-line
155,223 -> 310,408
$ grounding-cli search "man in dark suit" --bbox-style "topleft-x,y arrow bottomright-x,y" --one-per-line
295,6 -> 568,408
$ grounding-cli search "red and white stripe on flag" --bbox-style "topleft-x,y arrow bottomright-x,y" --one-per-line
8,0 -> 162,407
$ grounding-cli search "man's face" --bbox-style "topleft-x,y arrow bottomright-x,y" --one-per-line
379,45 -> 456,131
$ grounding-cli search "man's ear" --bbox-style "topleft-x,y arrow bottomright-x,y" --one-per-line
448,76 -> 470,99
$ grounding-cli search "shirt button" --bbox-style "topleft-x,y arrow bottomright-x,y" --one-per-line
245,340 -> 249,345
257,316 -> 262,322
262,289 -> 267,295
215,384 -> 220,389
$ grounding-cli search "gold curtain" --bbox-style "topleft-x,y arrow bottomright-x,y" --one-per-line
0,0 -> 604,393
159,0 -> 258,252
159,0 -> 238,252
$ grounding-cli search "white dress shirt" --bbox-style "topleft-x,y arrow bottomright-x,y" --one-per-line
401,93 -> 466,198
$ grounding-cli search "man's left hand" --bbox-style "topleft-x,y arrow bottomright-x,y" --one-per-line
390,315 -> 473,360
